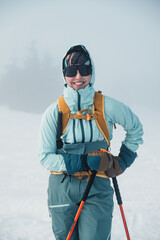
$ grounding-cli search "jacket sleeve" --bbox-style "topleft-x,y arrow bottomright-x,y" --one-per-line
38,103 -> 66,172
104,96 -> 143,171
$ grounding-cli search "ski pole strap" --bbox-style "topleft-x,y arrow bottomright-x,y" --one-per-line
82,170 -> 97,201
112,177 -> 122,205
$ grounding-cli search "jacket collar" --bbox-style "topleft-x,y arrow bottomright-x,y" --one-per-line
63,84 -> 95,112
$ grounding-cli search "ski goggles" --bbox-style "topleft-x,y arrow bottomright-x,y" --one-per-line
64,65 -> 92,77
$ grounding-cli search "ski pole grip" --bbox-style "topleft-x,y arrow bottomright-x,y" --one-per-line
112,177 -> 122,205
82,170 -> 97,201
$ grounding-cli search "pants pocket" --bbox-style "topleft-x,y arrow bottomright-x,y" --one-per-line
49,203 -> 78,239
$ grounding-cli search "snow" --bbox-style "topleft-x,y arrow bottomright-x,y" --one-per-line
0,106 -> 160,240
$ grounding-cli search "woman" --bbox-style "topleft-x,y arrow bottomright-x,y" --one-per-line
38,45 -> 143,240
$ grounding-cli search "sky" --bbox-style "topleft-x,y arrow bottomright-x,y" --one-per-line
0,0 -> 159,115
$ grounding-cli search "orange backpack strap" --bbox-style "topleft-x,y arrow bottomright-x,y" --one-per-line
57,96 -> 70,135
57,92 -> 110,147
93,91 -> 110,146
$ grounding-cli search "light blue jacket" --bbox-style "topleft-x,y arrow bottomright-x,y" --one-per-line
38,58 -> 143,172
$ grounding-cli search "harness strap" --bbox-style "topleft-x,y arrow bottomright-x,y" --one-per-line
50,170 -> 109,180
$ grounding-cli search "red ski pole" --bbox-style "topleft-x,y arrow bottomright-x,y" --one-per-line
112,177 -> 131,240
66,170 -> 97,240
100,149 -> 131,239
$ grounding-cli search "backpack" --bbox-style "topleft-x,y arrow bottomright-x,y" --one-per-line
57,91 -> 111,147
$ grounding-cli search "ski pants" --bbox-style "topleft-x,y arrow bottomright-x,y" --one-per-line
48,173 -> 114,240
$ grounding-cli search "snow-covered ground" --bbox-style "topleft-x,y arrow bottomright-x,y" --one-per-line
0,106 -> 160,240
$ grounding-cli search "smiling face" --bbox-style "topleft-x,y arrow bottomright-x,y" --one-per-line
63,50 -> 92,90
65,70 -> 91,90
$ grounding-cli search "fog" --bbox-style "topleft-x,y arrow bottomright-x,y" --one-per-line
0,1 -> 160,239
0,0 -> 159,114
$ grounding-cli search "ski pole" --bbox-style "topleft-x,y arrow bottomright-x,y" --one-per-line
100,149 -> 131,240
66,170 -> 97,240
112,177 -> 131,240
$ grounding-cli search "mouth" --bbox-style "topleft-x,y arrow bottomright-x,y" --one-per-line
73,82 -> 84,86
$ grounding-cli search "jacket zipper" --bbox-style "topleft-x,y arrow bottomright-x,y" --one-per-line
77,92 -> 85,143
73,119 -> 76,143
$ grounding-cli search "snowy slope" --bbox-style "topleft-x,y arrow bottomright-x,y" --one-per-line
0,106 -> 53,240
0,106 -> 160,240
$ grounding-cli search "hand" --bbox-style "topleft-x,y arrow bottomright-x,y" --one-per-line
87,150 -> 111,171
62,151 -> 112,175
62,144 -> 137,176
87,150 -> 123,177
105,155 -> 123,177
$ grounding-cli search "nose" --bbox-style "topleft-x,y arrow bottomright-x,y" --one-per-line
75,70 -> 81,79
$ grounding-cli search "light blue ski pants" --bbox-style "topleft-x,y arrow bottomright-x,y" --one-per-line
48,174 -> 114,240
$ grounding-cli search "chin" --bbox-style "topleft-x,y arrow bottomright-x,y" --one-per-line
74,86 -> 85,90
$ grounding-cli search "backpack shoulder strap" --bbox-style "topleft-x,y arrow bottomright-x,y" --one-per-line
57,92 -> 110,147
57,96 -> 70,135
93,91 -> 110,146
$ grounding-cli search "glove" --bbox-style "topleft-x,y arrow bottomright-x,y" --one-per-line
62,151 -> 109,175
87,150 -> 123,177
86,150 -> 112,171
105,155 -> 123,177
87,144 -> 137,177
62,144 -> 137,176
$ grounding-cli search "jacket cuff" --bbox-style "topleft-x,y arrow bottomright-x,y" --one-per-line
118,144 -> 137,172
62,154 -> 84,175
87,155 -> 101,171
